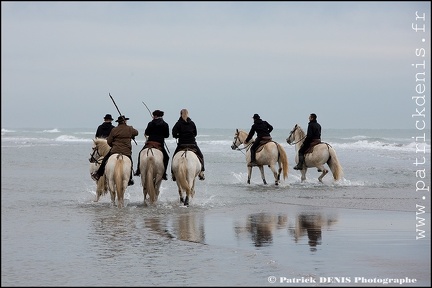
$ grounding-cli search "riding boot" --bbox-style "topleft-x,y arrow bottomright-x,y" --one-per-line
198,161 -> 205,180
248,153 -> 258,167
128,170 -> 134,186
162,165 -> 168,180
294,154 -> 304,170
134,167 -> 140,176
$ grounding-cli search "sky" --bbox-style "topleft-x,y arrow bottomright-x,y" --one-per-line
1,1 -> 431,130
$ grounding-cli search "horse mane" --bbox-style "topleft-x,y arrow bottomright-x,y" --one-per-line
295,124 -> 306,139
94,138 -> 111,156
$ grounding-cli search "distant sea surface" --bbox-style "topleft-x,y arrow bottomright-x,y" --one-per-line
2,127 -> 431,286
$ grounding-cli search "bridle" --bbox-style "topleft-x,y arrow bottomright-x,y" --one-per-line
89,145 -> 103,164
287,126 -> 306,145
231,132 -> 252,153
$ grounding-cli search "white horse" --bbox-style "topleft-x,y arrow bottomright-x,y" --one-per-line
138,147 -> 165,206
91,138 -> 131,208
89,138 -> 109,202
172,149 -> 202,206
286,124 -> 343,182
231,129 -> 289,185
105,153 -> 132,208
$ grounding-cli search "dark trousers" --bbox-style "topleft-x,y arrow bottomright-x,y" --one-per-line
250,139 -> 262,162
298,140 -> 311,161
173,144 -> 205,171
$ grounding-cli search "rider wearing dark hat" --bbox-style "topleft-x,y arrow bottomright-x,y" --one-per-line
293,113 -> 321,170
95,114 -> 115,138
134,109 -> 170,180
91,115 -> 139,186
244,113 -> 273,167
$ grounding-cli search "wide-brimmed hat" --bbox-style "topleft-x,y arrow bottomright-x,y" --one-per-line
104,114 -> 114,121
115,115 -> 129,122
253,113 -> 260,119
152,110 -> 164,117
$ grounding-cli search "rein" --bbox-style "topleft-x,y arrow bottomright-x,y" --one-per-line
232,133 -> 252,155
287,127 -> 306,145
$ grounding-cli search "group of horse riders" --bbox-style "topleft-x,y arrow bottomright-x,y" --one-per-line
90,108 -> 206,186
245,113 -> 321,170
90,110 -> 321,185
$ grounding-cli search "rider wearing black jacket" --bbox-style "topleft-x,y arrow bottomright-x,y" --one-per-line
293,113 -> 321,170
172,108 -> 205,181
245,114 -> 273,166
134,110 -> 170,180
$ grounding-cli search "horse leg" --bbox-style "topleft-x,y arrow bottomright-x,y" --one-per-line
268,164 -> 279,185
318,169 -> 328,183
178,187 -> 184,204
184,195 -> 189,206
247,166 -> 252,184
259,166 -> 267,185
301,169 -> 307,182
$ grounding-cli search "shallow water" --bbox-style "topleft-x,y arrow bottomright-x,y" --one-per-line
1,128 -> 431,286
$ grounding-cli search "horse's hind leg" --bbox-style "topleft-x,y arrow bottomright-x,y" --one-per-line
318,169 -> 328,183
178,187 -> 184,204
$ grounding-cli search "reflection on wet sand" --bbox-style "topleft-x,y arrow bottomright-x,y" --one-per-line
289,213 -> 338,251
235,213 -> 288,247
145,210 -> 205,244
235,211 -> 338,250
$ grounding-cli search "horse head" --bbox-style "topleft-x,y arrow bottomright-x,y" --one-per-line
231,129 -> 242,150
286,124 -> 303,145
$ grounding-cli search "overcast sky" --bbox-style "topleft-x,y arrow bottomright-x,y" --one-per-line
1,1 -> 430,130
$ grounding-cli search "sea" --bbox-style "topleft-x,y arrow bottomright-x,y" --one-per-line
1,127 -> 431,287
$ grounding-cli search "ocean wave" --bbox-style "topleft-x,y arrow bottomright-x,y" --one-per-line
335,140 -> 430,153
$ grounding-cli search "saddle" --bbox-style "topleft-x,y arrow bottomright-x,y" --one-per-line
177,144 -> 203,163
256,137 -> 272,152
144,141 -> 163,151
305,139 -> 322,154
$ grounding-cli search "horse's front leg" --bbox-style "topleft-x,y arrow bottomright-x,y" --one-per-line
247,166 -> 252,184
259,166 -> 267,185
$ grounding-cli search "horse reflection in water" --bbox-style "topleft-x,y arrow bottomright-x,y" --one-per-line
235,213 -> 288,247
145,211 -> 205,244
289,213 -> 338,251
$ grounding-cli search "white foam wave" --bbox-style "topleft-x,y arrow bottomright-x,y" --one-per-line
55,135 -> 92,142
335,140 -> 430,153
41,128 -> 61,133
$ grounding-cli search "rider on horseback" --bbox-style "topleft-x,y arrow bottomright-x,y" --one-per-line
134,109 -> 170,180
171,108 -> 205,181
245,114 -> 273,167
91,115 -> 139,186
293,113 -> 321,170
95,114 -> 115,138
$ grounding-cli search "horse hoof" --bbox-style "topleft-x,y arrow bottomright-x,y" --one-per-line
180,197 -> 184,203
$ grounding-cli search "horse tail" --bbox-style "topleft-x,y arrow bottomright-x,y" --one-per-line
145,157 -> 157,203
177,157 -> 191,194
114,154 -> 125,203
277,143 -> 289,180
327,147 -> 344,181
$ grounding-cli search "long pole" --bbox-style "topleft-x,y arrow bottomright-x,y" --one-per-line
142,101 -> 170,154
109,93 -> 137,145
